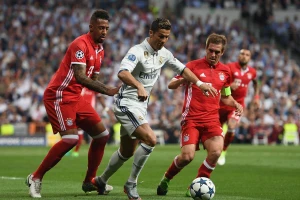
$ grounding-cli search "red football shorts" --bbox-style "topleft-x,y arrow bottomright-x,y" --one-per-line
180,121 -> 224,150
219,108 -> 241,125
44,97 -> 101,134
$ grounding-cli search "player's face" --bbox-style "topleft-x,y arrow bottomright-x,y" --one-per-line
89,19 -> 109,44
149,29 -> 170,51
238,49 -> 251,66
205,43 -> 224,66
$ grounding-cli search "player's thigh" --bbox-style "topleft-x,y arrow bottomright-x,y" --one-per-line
181,122 -> 201,151
202,122 -> 224,152
114,104 -> 148,137
132,123 -> 156,145
76,98 -> 103,135
44,100 -> 79,134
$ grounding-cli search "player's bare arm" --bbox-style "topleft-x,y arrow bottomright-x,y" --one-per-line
73,64 -> 119,96
181,68 -> 218,97
221,95 -> 243,116
252,79 -> 260,108
118,70 -> 148,101
168,78 -> 186,89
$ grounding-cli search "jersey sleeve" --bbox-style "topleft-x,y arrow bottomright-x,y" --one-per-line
165,50 -> 185,74
119,46 -> 140,73
69,39 -> 88,66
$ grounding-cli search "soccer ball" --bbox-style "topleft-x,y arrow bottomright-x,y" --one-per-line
190,177 -> 215,200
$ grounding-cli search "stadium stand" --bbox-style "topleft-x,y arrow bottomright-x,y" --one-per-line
0,0 -> 299,145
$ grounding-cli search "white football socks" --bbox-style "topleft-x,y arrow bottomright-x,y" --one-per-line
100,149 -> 129,183
127,143 -> 154,183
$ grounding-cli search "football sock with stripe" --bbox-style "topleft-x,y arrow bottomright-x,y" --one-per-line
84,130 -> 109,183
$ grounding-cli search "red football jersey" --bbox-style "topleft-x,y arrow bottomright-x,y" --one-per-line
44,33 -> 104,101
220,62 -> 256,107
178,58 -> 231,123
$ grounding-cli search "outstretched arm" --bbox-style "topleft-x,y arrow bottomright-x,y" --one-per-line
181,68 -> 218,96
168,77 -> 187,89
252,79 -> 260,108
73,64 -> 119,96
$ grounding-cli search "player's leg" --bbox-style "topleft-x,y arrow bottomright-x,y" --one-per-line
157,144 -> 196,195
75,99 -> 111,194
218,111 -> 239,165
157,124 -> 199,196
123,123 -> 156,200
72,129 -> 84,157
96,130 -> 138,192
26,100 -> 79,198
197,123 -> 224,178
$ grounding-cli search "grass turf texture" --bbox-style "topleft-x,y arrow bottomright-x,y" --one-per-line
0,145 -> 299,200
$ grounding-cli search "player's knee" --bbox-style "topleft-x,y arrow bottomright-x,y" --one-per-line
209,149 -> 222,159
144,133 -> 156,147
181,153 -> 194,164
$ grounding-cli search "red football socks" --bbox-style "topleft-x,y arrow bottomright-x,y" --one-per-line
197,159 -> 216,178
32,138 -> 78,180
223,131 -> 235,151
83,135 -> 109,183
165,157 -> 183,180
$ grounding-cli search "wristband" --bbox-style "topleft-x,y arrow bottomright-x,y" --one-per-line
104,107 -> 109,112
254,95 -> 259,100
196,80 -> 204,87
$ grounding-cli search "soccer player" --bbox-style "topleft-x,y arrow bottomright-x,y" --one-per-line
25,10 -> 119,198
217,49 -> 259,165
90,18 -> 217,200
156,33 -> 243,196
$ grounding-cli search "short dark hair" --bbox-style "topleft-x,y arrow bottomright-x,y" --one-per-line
205,33 -> 227,52
90,9 -> 110,23
150,18 -> 171,33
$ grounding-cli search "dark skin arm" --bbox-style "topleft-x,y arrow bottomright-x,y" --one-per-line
73,64 -> 119,96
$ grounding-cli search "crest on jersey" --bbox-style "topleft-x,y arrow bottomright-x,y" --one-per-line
234,72 -> 239,76
183,134 -> 189,142
159,56 -> 163,64
138,116 -> 144,121
247,73 -> 252,79
66,118 -> 73,126
144,51 -> 149,59
75,50 -> 84,59
219,72 -> 225,81
127,54 -> 136,61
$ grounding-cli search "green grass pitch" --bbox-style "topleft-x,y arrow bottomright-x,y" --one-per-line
0,144 -> 299,200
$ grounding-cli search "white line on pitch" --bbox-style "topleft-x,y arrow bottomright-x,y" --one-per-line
0,176 -> 24,180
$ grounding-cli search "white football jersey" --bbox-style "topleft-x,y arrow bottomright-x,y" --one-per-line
116,38 -> 185,103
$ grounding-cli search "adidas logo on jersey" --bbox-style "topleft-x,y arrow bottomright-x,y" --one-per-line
200,73 -> 206,77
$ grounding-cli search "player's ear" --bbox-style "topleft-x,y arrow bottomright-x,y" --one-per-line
149,30 -> 153,38
89,24 -> 93,32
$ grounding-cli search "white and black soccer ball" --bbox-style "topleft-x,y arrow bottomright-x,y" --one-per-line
190,177 -> 215,200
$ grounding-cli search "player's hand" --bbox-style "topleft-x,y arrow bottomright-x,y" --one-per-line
137,86 -> 148,101
234,102 -> 243,116
199,84 -> 218,97
231,83 -> 239,90
106,85 -> 121,96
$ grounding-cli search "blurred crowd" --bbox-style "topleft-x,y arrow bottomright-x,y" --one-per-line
0,0 -> 300,145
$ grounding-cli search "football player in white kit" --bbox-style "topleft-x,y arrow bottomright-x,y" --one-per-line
91,18 -> 217,200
